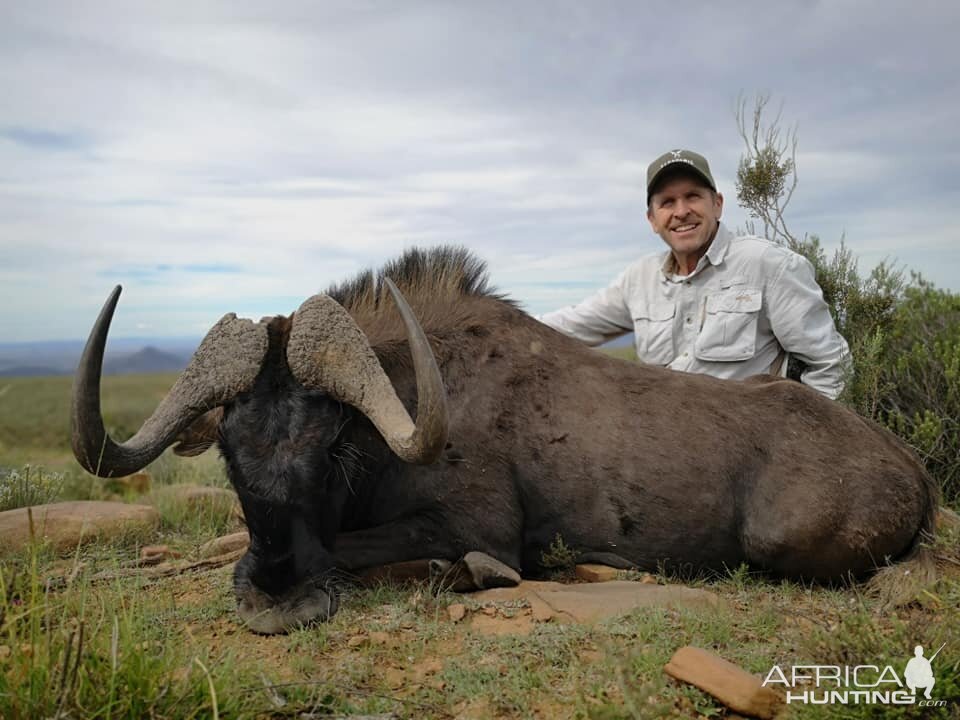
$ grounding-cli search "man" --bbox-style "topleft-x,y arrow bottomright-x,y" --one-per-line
538,149 -> 850,399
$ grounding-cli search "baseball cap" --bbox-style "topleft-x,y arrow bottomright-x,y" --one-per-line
646,149 -> 716,204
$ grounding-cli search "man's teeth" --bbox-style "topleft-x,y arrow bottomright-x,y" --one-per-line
674,224 -> 696,232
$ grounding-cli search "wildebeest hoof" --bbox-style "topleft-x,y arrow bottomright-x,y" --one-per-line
437,551 -> 520,592
463,551 -> 521,589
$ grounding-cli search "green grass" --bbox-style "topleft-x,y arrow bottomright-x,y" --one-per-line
1,373 -> 959,718
0,372 -> 179,467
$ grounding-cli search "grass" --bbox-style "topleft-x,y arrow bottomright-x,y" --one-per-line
1,373 -> 959,718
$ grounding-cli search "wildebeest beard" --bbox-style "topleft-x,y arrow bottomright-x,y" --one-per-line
71,246 -> 939,634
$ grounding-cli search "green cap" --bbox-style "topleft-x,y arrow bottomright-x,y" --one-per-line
646,149 -> 716,204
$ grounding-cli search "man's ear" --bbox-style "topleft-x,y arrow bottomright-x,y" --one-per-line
172,407 -> 223,457
714,191 -> 724,218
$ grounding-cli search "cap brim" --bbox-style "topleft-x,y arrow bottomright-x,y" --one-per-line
647,164 -> 716,203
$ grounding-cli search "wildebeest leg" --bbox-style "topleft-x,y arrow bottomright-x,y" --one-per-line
355,553 -> 519,591
357,558 -> 452,586
576,551 -> 636,569
334,516 -> 522,575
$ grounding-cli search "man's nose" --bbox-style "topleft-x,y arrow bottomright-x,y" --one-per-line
672,199 -> 690,218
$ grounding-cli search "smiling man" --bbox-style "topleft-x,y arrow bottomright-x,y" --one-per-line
538,149 -> 850,398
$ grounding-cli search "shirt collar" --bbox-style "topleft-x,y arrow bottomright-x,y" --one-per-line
659,221 -> 732,281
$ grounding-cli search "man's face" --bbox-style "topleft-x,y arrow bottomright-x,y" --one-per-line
646,174 -> 723,270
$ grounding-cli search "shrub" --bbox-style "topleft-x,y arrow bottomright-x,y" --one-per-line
878,279 -> 960,506
0,465 -> 64,511
735,94 -> 960,509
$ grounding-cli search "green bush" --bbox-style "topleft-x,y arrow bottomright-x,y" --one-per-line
878,279 -> 960,506
734,95 -> 959,510
787,242 -> 960,509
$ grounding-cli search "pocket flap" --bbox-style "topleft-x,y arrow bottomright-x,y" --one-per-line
634,302 -> 676,322
705,289 -> 762,314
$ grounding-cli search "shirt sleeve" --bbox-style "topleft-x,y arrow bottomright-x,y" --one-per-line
536,271 -> 634,346
765,251 -> 852,399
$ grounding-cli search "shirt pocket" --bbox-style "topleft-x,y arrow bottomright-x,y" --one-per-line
632,302 -> 676,365
694,288 -> 762,362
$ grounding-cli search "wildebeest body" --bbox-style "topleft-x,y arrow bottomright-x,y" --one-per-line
312,291 -> 927,580
73,247 -> 937,632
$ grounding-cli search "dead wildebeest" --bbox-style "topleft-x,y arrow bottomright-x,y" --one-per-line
72,247 -> 938,633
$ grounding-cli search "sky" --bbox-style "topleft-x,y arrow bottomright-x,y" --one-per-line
2,1 -> 958,343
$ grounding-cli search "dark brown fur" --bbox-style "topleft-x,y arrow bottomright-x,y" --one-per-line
206,247 -> 940,585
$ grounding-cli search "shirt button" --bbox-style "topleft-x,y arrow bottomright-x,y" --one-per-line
682,352 -> 689,358
685,317 -> 692,324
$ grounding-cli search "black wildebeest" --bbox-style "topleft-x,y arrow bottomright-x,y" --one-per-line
72,247 -> 938,633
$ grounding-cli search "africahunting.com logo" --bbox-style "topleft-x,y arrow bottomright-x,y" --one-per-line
762,643 -> 948,707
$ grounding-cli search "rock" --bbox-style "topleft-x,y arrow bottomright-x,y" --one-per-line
575,563 -> 619,583
447,603 -> 467,623
664,646 -> 784,720
347,635 -> 367,648
199,531 -> 249,558
470,580 -> 722,623
139,544 -> 180,565
640,573 -> 658,584
0,501 -> 159,554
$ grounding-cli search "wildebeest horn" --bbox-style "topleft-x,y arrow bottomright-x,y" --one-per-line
286,278 -> 448,465
71,286 -> 269,477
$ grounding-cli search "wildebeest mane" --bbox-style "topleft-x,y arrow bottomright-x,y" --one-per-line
323,246 -> 518,353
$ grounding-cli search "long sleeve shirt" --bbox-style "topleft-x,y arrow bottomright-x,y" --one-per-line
537,223 -> 851,399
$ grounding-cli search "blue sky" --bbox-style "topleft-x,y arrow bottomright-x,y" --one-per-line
2,1 -> 958,342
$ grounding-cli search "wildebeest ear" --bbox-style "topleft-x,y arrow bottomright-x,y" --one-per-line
172,407 -> 223,457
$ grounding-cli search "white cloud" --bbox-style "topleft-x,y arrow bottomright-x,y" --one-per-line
0,2 -> 958,342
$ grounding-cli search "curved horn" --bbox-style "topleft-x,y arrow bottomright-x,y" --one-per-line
286,278 -> 448,465
71,286 -> 269,477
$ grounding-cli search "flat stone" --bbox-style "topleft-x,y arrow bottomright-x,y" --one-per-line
447,603 -> 467,623
575,563 -> 619,583
470,580 -> 721,623
199,531 -> 249,558
664,646 -> 784,719
0,501 -> 159,554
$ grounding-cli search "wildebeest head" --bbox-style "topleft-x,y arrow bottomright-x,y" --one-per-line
71,279 -> 448,633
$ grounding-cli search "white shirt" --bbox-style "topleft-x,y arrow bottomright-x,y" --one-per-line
538,223 -> 850,399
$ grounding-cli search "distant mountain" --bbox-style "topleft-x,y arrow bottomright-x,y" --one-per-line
0,337 -> 199,378
0,365 -> 66,377
103,346 -> 187,375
